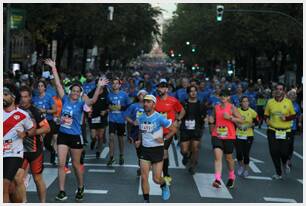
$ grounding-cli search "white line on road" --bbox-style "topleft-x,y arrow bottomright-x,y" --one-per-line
254,129 -> 267,138
293,151 -> 303,160
88,169 -> 115,173
138,171 -> 161,196
297,179 -> 303,184
101,147 -> 109,159
249,161 -> 262,173
250,157 -> 264,163
84,189 -> 108,194
193,173 -> 233,199
245,176 -> 272,180
264,197 -> 297,203
27,168 -> 57,192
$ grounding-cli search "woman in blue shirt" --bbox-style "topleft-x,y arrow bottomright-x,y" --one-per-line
45,59 -> 109,202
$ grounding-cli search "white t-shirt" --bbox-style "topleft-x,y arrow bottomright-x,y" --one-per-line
3,108 -> 34,158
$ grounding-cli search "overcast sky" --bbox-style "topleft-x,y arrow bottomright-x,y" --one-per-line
152,3 -> 177,19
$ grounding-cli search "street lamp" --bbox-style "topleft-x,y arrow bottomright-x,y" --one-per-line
186,41 -> 190,45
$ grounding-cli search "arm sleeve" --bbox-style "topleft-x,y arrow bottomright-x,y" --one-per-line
160,116 -> 172,128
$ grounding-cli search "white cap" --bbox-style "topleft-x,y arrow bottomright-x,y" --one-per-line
137,89 -> 148,96
159,78 -> 167,84
132,71 -> 140,76
144,94 -> 156,103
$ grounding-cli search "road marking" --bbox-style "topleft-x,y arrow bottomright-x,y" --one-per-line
293,151 -> 303,160
254,129 -> 267,138
245,176 -> 272,180
27,168 -> 57,192
264,197 -> 297,203
84,189 -> 108,194
297,179 -> 303,184
193,173 -> 233,199
168,144 -> 176,167
101,147 -> 109,159
88,169 -> 115,173
138,171 -> 161,196
250,157 -> 264,163
249,161 -> 262,173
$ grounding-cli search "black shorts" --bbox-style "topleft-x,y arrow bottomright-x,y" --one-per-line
3,157 -> 23,181
89,116 -> 108,129
139,146 -> 164,164
22,152 -> 44,174
180,129 -> 203,142
164,135 -> 174,150
57,131 -> 83,149
211,137 -> 235,154
109,122 -> 126,136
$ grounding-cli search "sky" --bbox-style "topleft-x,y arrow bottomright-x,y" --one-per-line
152,3 -> 177,19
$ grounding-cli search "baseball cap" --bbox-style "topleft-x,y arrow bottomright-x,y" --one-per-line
158,78 -> 168,87
137,89 -> 148,96
143,94 -> 156,103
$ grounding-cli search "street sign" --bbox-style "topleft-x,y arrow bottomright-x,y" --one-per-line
10,8 -> 26,30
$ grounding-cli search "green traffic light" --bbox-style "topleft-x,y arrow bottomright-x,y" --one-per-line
217,15 -> 222,21
192,48 -> 196,52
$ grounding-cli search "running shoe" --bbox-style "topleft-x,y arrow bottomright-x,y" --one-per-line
55,191 -> 68,201
64,166 -> 71,174
96,152 -> 101,159
243,169 -> 249,178
161,184 -> 171,200
119,155 -> 124,165
283,163 -> 291,175
212,179 -> 221,188
75,186 -> 85,201
237,165 -> 244,176
164,176 -> 172,186
226,179 -> 235,189
107,157 -> 115,166
272,174 -> 283,180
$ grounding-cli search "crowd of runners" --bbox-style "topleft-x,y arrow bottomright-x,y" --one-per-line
3,59 -> 303,203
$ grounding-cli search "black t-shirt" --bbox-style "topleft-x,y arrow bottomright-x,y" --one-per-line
21,105 -> 45,153
181,100 -> 207,130
88,87 -> 109,119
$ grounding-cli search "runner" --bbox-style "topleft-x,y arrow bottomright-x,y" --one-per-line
107,77 -> 131,166
180,86 -> 207,174
209,89 -> 243,189
137,94 -> 177,202
230,84 -> 244,108
3,84 -> 35,203
12,86 -> 51,203
235,96 -> 258,178
176,77 -> 189,103
155,79 -> 185,185
264,83 -> 296,179
45,58 -> 109,201
32,80 -> 57,165
87,77 -> 109,159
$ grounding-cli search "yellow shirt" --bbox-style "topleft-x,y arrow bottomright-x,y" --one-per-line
237,108 -> 257,137
264,97 -> 296,129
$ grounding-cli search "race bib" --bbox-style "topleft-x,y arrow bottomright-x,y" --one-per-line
217,126 -> 228,138
91,116 -> 101,124
275,130 -> 286,140
4,139 -> 13,152
61,115 -> 73,129
237,129 -> 248,140
140,123 -> 154,133
185,120 -> 196,130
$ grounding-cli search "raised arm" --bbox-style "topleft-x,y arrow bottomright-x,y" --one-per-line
83,78 -> 109,106
44,59 -> 65,98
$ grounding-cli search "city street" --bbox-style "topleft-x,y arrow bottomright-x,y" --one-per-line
27,125 -> 303,203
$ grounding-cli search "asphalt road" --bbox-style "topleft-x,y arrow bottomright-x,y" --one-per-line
27,124 -> 303,203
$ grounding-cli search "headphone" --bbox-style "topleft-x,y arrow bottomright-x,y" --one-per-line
68,83 -> 84,97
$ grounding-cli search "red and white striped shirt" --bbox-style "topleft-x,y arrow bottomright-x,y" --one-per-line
3,108 -> 33,158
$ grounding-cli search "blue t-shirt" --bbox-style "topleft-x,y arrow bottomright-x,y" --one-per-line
124,102 -> 144,121
33,84 -> 57,97
292,101 -> 301,131
107,90 -> 131,124
245,91 -> 257,109
207,95 -> 221,115
83,81 -> 96,95
59,95 -> 85,135
137,111 -> 171,147
198,89 -> 210,103
230,94 -> 244,107
176,88 -> 188,103
32,93 -> 55,121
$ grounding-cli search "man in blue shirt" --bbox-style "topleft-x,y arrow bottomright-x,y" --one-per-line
136,94 -> 177,203
176,77 -> 189,103
107,77 -> 131,166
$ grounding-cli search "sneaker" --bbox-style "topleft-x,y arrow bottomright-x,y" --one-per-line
161,184 -> 171,200
226,179 -> 235,189
272,174 -> 283,180
90,140 -> 96,150
75,186 -> 84,201
243,169 -> 249,178
188,167 -> 196,175
237,165 -> 244,176
283,163 -> 291,175
107,157 -> 115,166
55,191 -> 68,201
119,155 -> 124,165
137,168 -> 141,176
212,179 -> 221,188
96,152 -> 101,159
64,166 -> 71,174
164,176 -> 172,186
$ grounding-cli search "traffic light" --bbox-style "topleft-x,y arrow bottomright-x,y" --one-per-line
192,48 -> 196,53
191,44 -> 196,53
216,5 -> 224,22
